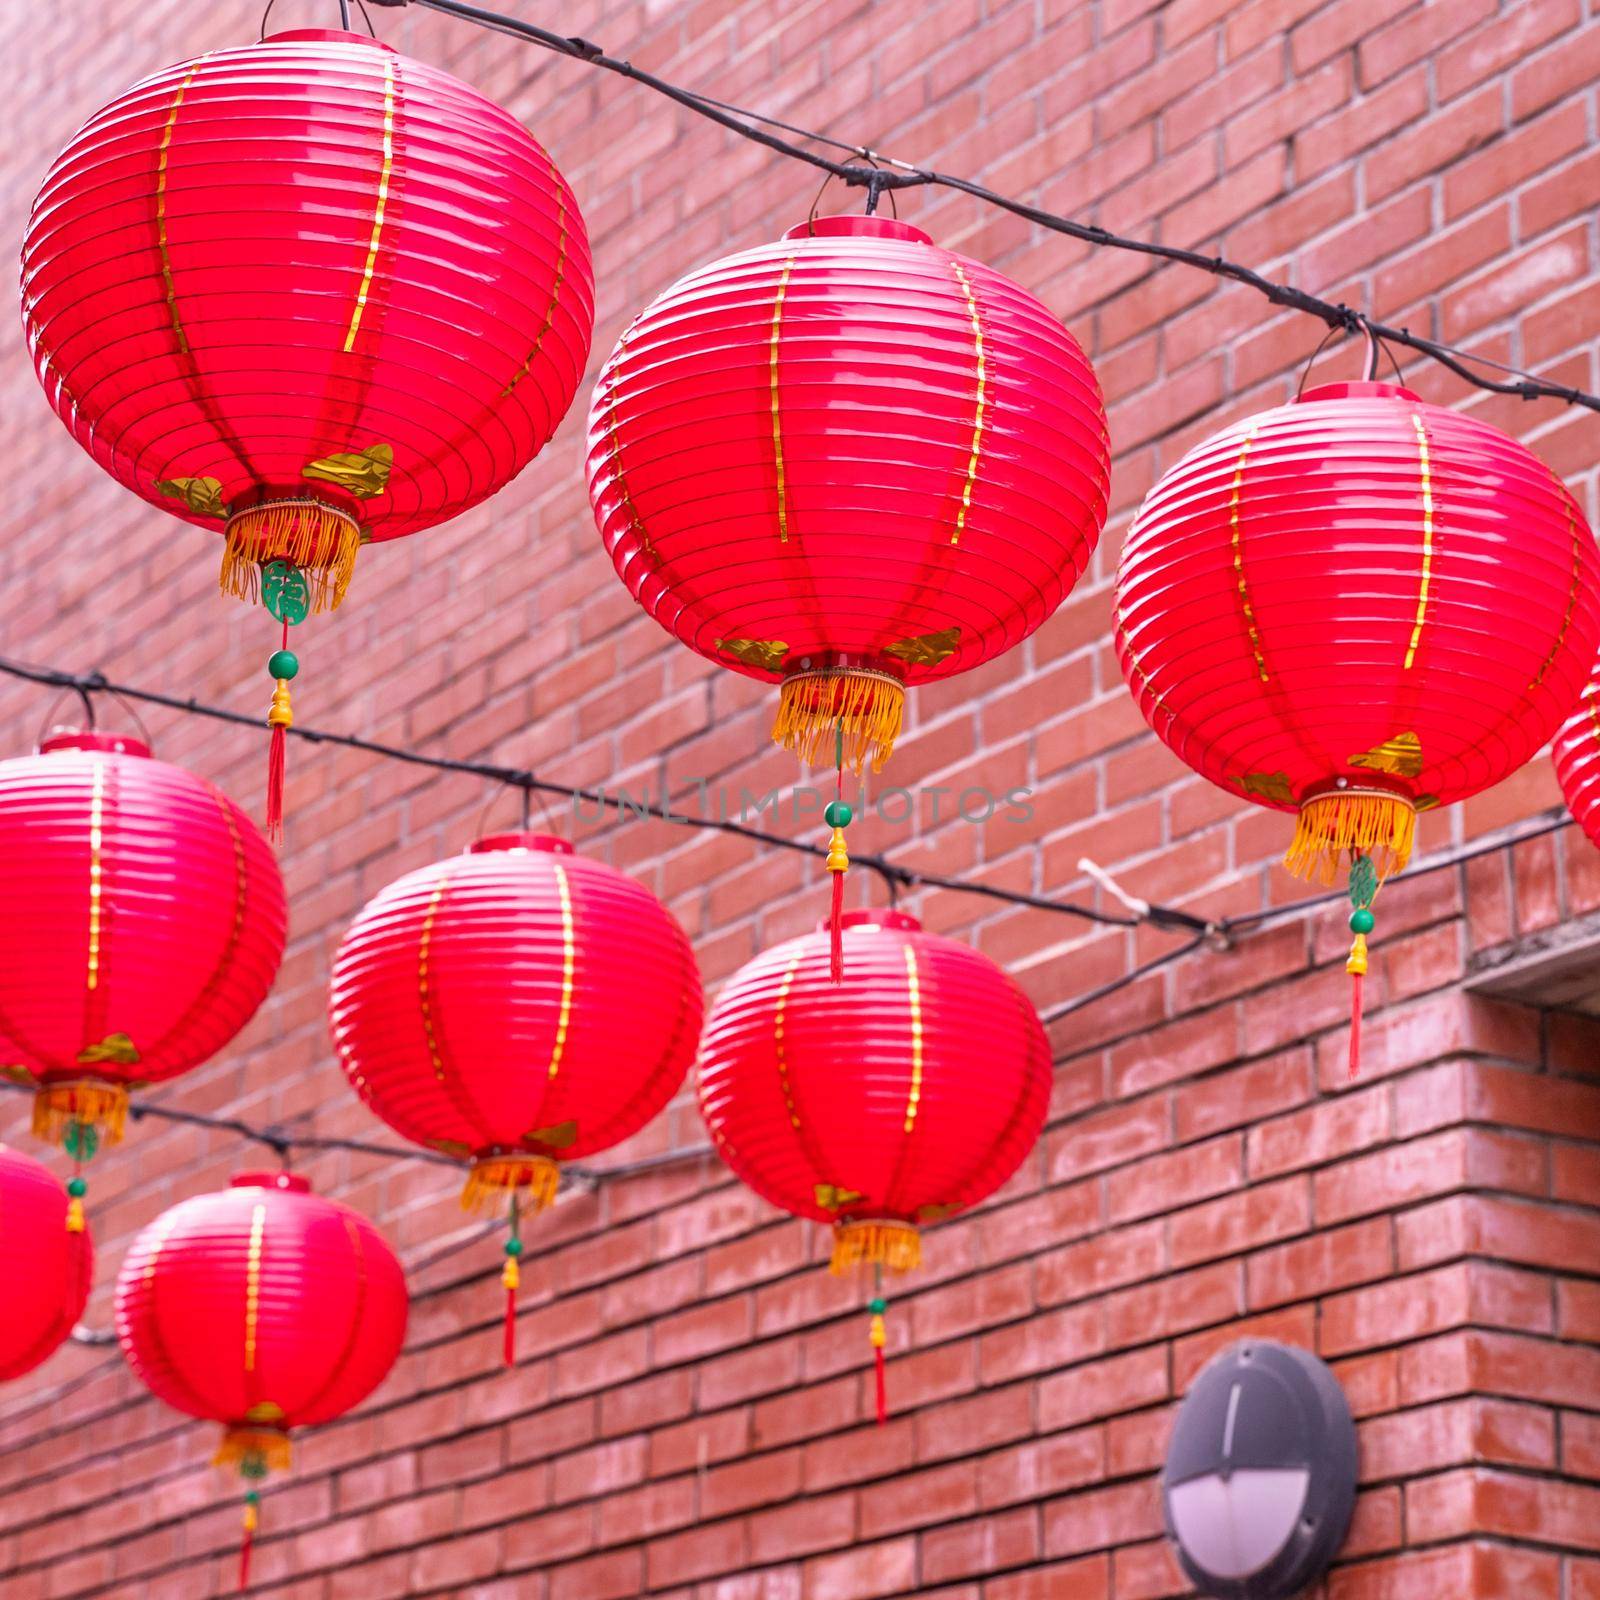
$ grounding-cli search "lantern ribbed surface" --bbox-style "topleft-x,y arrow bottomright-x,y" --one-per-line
0,731 -> 286,1144
1553,677 -> 1600,848
697,909 -> 1051,1272
114,1172 -> 407,1442
586,213 -> 1110,772
1116,380 -> 1600,884
329,833 -> 703,1206
0,1144 -> 94,1380
21,28 -> 593,610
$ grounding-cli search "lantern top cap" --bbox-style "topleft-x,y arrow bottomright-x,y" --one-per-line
232,1172 -> 311,1193
38,728 -> 150,759
1298,379 -> 1421,405
263,28 -> 397,51
835,907 -> 922,934
782,214 -> 933,246
470,831 -> 575,857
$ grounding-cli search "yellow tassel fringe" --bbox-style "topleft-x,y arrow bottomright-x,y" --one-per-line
774,669 -> 904,775
460,1155 -> 561,1214
32,1082 -> 128,1147
213,1427 -> 292,1475
220,501 -> 361,613
829,1219 -> 922,1275
1284,787 -> 1417,887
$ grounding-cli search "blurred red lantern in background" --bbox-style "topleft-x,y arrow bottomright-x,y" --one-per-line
115,1171 -> 407,1588
1554,675 -> 1600,849
0,730 -> 285,1200
587,212 -> 1109,965
21,27 -> 594,833
0,1143 -> 94,1381
1116,379 -> 1600,1071
329,832 -> 702,1362
697,907 -> 1051,1419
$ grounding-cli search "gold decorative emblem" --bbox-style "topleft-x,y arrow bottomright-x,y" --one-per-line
1414,794 -> 1441,813
526,1120 -> 578,1150
429,1139 -> 473,1159
1234,771 -> 1296,806
814,1183 -> 863,1211
884,627 -> 961,667
155,476 -> 229,518
716,637 -> 789,672
303,443 -> 393,499
917,1202 -> 961,1223
1349,731 -> 1424,779
76,1032 -> 140,1066
0,1063 -> 37,1086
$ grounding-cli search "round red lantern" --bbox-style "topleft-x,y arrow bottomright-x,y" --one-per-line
697,907 -> 1050,1418
328,832 -> 702,1359
1554,675 -> 1600,848
1116,379 -> 1600,1068
22,27 -> 594,830
0,730 -> 286,1182
0,1143 -> 94,1381
115,1171 -> 407,1585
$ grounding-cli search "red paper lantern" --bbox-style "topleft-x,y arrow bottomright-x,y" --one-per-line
697,908 -> 1050,1418
587,211 -> 1108,952
1116,379 -> 1600,1068
115,1171 -> 407,1585
1554,675 -> 1600,847
328,832 -> 702,1358
22,27 -> 594,829
0,731 -> 286,1166
0,1143 -> 94,1381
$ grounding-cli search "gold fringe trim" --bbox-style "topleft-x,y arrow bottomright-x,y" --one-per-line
460,1155 -> 561,1214
32,1081 -> 128,1146
774,669 -> 904,775
213,1426 -> 292,1475
220,502 -> 361,613
1284,787 -> 1417,887
829,1219 -> 922,1275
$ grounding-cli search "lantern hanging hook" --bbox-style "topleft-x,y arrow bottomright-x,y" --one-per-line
806,157 -> 900,230
35,681 -> 97,746
259,0 -> 377,38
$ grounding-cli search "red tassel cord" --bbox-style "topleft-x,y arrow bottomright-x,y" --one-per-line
825,722 -> 851,984
502,1194 -> 523,1368
264,623 -> 297,845
1346,854 -> 1378,1081
238,1490 -> 259,1591
868,1267 -> 888,1426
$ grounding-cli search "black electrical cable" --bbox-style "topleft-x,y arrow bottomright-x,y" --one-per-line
394,0 -> 1600,415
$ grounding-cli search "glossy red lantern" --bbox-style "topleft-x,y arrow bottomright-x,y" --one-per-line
697,908 -> 1050,1418
1116,379 -> 1600,1070
0,1143 -> 94,1381
587,212 -> 1110,775
115,1171 -> 407,1586
22,27 -> 594,831
0,731 -> 286,1161
1554,675 -> 1600,847
329,832 -> 702,1359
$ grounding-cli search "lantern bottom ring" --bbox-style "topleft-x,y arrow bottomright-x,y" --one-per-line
461,1153 -> 561,1213
829,1217 -> 922,1275
1285,778 -> 1417,887
221,498 -> 362,615
31,1079 -> 129,1147
774,666 -> 905,775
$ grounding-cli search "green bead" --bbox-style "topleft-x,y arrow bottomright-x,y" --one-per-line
244,1490 -> 261,1506
268,649 -> 300,682
824,800 -> 853,828
868,1297 -> 887,1314
504,1237 -> 524,1257
1349,907 -> 1375,935
66,1176 -> 87,1197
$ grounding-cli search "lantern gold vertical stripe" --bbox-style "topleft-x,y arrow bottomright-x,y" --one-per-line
544,862 -> 574,1081
155,67 -> 199,357
601,331 -> 655,560
1531,495 -> 1584,691
1404,412 -> 1436,671
950,261 -> 987,547
85,762 -> 105,993
769,256 -> 795,542
344,52 -> 397,353
501,176 -> 569,400
773,950 -> 805,1130
243,1202 -> 266,1372
1230,423 -> 1268,684
417,877 -> 449,1082
901,943 -> 924,1135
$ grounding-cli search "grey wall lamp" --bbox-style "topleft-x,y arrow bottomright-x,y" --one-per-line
1162,1341 -> 1357,1600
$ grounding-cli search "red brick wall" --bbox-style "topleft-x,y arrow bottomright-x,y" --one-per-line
3,1 -> 1600,1596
